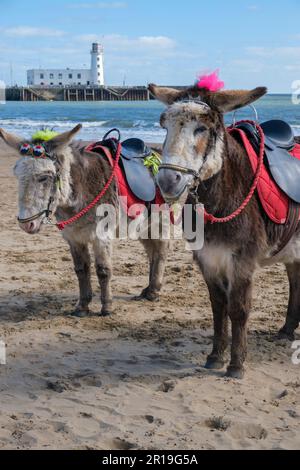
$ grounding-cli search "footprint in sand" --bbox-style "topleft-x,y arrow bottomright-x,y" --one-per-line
110,437 -> 136,450
229,423 -> 268,441
158,380 -> 176,393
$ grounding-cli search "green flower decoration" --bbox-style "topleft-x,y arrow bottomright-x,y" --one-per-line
144,151 -> 162,176
31,129 -> 59,142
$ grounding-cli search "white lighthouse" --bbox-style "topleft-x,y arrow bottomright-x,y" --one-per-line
90,43 -> 105,86
27,43 -> 105,87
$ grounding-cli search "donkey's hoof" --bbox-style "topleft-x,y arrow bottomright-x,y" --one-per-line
99,309 -> 112,318
226,366 -> 245,380
278,328 -> 295,342
133,288 -> 160,303
205,357 -> 225,370
72,309 -> 90,318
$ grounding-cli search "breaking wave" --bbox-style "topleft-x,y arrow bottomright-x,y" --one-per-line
0,118 -> 165,143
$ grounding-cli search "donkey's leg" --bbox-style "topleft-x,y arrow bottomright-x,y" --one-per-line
279,263 -> 300,340
93,239 -> 113,317
69,242 -> 93,318
227,277 -> 253,379
135,240 -> 169,302
205,279 -> 229,370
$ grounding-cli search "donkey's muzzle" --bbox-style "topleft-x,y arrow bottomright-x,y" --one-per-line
19,219 -> 42,235
157,168 -> 188,201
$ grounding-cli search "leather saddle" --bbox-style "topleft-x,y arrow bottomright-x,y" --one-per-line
120,138 -> 156,202
236,119 -> 300,204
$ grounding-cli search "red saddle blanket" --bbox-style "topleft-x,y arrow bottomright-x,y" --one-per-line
86,142 -> 165,219
229,127 -> 300,225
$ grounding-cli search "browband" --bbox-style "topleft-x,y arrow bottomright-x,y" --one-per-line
180,99 -> 211,110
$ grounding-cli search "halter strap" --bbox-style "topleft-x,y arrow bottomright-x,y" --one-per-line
18,197 -> 54,224
159,163 -> 200,179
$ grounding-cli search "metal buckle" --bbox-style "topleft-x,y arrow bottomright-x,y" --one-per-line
43,216 -> 56,226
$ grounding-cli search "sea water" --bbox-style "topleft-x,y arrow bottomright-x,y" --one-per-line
1,95 -> 300,143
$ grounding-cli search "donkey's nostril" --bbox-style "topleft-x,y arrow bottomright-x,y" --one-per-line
157,168 -> 186,199
19,220 -> 39,234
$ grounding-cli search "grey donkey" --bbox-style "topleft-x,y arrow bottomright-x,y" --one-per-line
0,125 -> 169,317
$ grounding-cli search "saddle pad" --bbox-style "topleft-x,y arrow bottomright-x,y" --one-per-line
229,127 -> 300,225
85,142 -> 164,219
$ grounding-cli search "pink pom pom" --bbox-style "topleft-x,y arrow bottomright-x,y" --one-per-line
197,70 -> 225,92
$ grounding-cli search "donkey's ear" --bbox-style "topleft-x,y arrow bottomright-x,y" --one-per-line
210,87 -> 267,113
0,128 -> 24,150
49,124 -> 82,149
148,84 -> 183,105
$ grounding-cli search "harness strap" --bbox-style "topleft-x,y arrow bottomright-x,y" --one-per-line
272,201 -> 300,257
86,143 -> 114,167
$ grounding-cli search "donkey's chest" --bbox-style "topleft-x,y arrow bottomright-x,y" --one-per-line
194,243 -> 234,281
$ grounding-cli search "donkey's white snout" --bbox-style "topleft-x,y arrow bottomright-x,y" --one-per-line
19,220 -> 41,235
157,167 -> 190,202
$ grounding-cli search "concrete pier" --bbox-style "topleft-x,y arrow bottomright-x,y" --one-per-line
6,86 -> 151,102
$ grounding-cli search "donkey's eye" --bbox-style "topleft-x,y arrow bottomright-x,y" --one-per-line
160,113 -> 167,129
194,126 -> 207,135
38,175 -> 51,183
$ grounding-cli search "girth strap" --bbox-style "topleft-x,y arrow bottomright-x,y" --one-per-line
272,201 -> 300,257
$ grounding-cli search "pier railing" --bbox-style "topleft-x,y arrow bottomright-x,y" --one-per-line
6,86 -> 152,102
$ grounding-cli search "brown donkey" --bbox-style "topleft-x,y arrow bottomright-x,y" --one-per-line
150,83 -> 300,379
0,126 -> 169,316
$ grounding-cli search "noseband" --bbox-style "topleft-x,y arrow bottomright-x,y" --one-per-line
18,197 -> 54,224
17,175 -> 61,225
159,163 -> 201,180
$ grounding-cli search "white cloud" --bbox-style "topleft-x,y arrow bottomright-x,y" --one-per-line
247,46 -> 300,58
2,27 -> 65,38
68,2 -> 127,8
247,5 -> 259,11
138,36 -> 175,49
76,33 -> 176,51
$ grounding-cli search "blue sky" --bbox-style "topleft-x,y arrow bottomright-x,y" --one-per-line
1,0 -> 300,91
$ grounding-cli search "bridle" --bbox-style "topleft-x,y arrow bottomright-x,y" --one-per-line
159,99 -> 217,194
158,100 -> 266,225
17,143 -> 62,225
17,176 -> 61,226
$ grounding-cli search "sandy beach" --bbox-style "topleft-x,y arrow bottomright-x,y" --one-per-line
0,139 -> 299,450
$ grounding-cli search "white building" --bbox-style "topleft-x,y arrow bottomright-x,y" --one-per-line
27,43 -> 105,87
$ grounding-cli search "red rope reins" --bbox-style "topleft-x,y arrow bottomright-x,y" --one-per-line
203,120 -> 265,224
56,142 -> 122,231
55,121 -> 264,231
